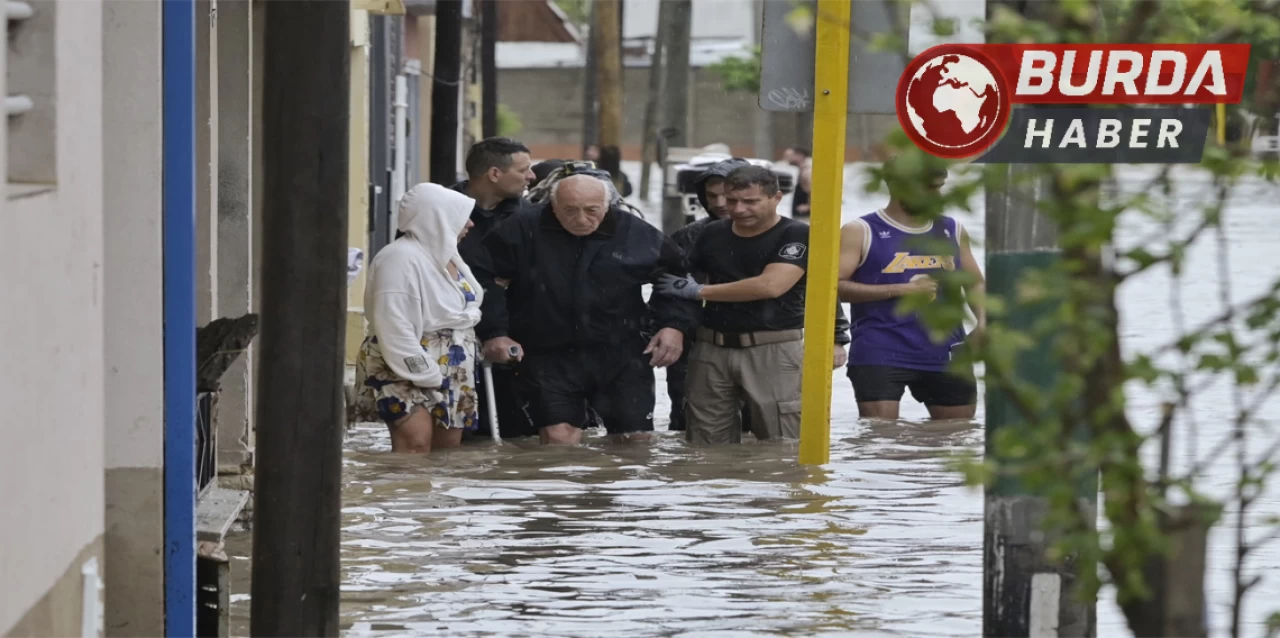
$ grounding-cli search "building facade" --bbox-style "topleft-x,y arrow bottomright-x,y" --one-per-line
2,0 -> 108,633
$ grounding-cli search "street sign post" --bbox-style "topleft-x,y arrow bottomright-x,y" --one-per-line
795,0 -> 851,466
760,0 -> 988,114
759,0 -> 908,115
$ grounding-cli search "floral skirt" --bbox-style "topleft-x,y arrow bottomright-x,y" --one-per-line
353,328 -> 480,432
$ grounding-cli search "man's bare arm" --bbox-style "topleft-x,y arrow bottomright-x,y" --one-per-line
698,263 -> 806,302
835,221 -> 922,303
958,226 -> 986,330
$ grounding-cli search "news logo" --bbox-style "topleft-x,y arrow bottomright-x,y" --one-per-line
895,44 -> 1250,163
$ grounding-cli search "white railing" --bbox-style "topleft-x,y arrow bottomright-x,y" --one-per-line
7,1 -> 32,21
5,94 -> 33,116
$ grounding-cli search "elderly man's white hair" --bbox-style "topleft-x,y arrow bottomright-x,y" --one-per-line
550,173 -> 611,207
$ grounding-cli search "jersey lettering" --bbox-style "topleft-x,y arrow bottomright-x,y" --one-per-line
880,252 -> 957,274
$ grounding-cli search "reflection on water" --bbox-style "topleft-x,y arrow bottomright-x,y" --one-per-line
231,403 -> 985,637
225,163 -> 1280,637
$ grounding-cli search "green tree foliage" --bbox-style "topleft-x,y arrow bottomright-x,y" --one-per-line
553,0 -> 590,27
497,104 -> 522,138
876,1 -> 1280,635
708,47 -> 762,94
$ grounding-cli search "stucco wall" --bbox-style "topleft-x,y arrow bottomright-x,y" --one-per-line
0,0 -> 107,632
101,0 -> 166,634
496,66 -> 898,161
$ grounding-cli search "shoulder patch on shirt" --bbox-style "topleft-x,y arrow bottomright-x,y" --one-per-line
404,354 -> 429,374
778,242 -> 807,260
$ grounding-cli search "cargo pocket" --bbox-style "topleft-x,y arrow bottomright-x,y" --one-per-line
775,400 -> 803,440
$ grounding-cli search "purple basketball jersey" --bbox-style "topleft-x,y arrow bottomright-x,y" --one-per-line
847,210 -> 966,371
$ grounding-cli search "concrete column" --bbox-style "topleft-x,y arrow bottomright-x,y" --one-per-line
197,0 -> 220,324
102,0 -> 165,633
216,0 -> 254,470
417,16 -> 436,180
346,8 -> 371,365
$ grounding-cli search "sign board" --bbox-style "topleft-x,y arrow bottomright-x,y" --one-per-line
759,0 -> 986,114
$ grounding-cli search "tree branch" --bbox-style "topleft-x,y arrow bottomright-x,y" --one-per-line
1117,0 -> 1159,44
1146,283 -> 1280,358
1116,215 -> 1216,280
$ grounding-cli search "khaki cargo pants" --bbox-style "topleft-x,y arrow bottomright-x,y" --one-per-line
684,327 -> 803,444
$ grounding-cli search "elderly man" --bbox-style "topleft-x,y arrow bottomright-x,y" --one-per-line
474,174 -> 699,445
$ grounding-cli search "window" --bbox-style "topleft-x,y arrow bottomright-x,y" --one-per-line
7,0 -> 56,187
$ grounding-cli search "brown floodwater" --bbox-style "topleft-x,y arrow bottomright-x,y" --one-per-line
225,164 -> 1280,637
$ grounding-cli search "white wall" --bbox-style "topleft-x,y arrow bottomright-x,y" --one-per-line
102,0 -> 166,633
0,0 -> 107,632
103,0 -> 164,473
623,0 -> 758,43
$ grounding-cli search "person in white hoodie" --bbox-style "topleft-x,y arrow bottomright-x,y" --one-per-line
353,182 -> 484,453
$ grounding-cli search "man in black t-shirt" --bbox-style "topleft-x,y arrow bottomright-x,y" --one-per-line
655,165 -> 823,444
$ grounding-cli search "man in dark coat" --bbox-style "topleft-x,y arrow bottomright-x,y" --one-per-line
474,175 -> 699,445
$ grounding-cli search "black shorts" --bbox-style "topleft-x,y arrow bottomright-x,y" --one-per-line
517,347 -> 655,435
847,364 -> 976,407
474,364 -> 540,439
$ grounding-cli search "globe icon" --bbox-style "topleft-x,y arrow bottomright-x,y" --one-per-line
902,52 -> 1004,154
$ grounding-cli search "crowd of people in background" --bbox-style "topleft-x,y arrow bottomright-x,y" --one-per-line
351,136 -> 984,454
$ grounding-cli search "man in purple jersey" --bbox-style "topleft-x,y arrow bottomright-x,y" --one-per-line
837,162 -> 985,419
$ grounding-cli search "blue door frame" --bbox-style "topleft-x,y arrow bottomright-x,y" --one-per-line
162,0 -> 197,635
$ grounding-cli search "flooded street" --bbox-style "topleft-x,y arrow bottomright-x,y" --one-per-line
227,163 -> 1278,636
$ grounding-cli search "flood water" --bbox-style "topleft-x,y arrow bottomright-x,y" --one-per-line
226,163 -> 1279,637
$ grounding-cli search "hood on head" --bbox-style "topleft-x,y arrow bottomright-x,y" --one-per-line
693,158 -> 752,217
397,183 -> 476,268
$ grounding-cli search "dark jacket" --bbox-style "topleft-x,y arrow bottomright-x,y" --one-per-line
452,180 -> 528,271
474,202 -> 699,352
675,159 -> 851,346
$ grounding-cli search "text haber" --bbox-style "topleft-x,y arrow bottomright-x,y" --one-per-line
1022,118 -> 1185,150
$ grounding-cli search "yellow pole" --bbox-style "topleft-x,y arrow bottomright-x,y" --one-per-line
1216,103 -> 1226,146
798,0 -> 851,466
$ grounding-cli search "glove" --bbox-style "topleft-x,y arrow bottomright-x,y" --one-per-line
656,273 -> 704,301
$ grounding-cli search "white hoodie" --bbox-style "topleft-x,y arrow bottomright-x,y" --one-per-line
364,182 -> 484,389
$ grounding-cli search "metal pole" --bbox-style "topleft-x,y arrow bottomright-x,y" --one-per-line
659,0 -> 692,234
796,0 -> 850,466
480,0 -> 498,138
430,0 -> 463,185
638,1 -> 672,202
251,0 -> 349,633
482,364 -> 502,444
162,0 -> 198,633
391,73 -> 408,228
581,1 -> 599,155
